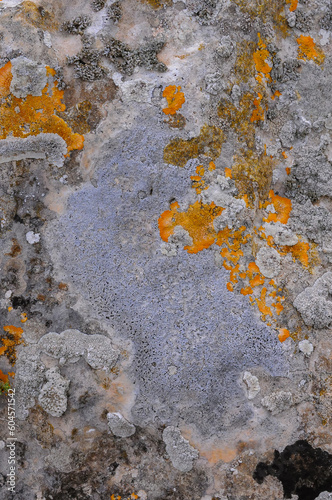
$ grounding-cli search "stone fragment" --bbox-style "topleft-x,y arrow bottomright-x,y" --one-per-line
298,339 -> 313,356
107,412 -> 136,437
243,371 -> 261,400
255,246 -> 281,279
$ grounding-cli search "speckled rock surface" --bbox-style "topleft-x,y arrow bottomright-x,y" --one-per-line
0,0 -> 332,499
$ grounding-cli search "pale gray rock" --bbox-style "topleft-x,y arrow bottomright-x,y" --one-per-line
107,412 -> 136,437
255,246 -> 281,279
10,57 -> 47,98
294,272 -> 332,329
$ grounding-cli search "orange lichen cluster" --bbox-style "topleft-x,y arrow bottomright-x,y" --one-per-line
159,200 -> 223,253
0,325 -> 24,367
0,61 -> 84,154
297,35 -> 325,65
253,34 -> 272,83
159,3 -> 320,340
263,190 -> 292,224
278,328 -> 290,342
110,494 -> 139,500
163,125 -> 224,167
191,165 -> 207,194
251,92 -> 265,122
162,85 -> 185,115
286,0 -> 298,12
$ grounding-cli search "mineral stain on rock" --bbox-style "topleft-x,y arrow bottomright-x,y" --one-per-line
253,440 -> 332,500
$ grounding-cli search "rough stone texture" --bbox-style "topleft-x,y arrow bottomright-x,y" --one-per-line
0,0 -> 331,498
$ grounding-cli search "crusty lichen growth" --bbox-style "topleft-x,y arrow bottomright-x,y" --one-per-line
297,36 -> 325,65
163,125 -> 224,167
0,61 -> 84,154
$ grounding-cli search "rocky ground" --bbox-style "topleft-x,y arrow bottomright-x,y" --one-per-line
0,0 -> 332,499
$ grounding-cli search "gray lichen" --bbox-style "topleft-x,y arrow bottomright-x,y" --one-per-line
38,367 -> 70,418
61,16 -> 92,35
10,57 -> 47,98
103,38 -> 167,75
38,329 -> 119,370
162,426 -> 199,472
294,272 -> 332,329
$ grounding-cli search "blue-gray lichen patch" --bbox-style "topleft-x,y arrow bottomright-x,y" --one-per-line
46,114 -> 288,437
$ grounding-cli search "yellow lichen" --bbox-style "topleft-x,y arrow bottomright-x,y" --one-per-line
16,1 -> 59,31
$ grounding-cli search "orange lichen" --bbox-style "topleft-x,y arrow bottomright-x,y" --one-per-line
163,125 -> 224,167
280,240 -> 310,267
256,287 -> 273,317
250,274 -> 265,288
1,325 -> 24,365
20,313 -> 28,323
272,301 -> 284,315
0,369 -> 9,383
162,85 -> 185,115
0,62 -> 84,155
251,92 -> 265,122
271,90 -> 282,100
225,167 -> 232,178
264,190 -> 292,224
297,35 -> 325,65
282,151 -> 288,159
286,166 -> 291,175
227,282 -> 234,292
286,0 -> 298,12
253,34 -> 272,81
159,200 -> 223,253
278,328 -> 290,342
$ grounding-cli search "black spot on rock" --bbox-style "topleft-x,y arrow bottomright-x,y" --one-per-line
253,440 -> 332,500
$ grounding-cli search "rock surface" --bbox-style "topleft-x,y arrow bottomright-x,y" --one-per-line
0,0 -> 331,498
